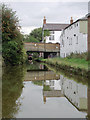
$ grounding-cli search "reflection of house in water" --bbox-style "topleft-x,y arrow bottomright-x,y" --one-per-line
60,75 -> 87,111
88,88 -> 90,118
43,80 -> 64,104
43,75 -> 88,112
45,80 -> 61,90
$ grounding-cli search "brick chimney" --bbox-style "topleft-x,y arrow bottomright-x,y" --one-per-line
43,16 -> 46,24
70,17 -> 73,24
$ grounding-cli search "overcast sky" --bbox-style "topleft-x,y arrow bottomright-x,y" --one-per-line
0,0 -> 89,34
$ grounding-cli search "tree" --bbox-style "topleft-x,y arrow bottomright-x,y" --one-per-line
2,4 -> 26,65
30,28 -> 42,42
24,35 -> 39,43
24,27 -> 50,43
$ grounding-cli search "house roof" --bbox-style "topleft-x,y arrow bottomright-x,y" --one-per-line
43,23 -> 69,31
64,16 -> 87,30
86,13 -> 90,17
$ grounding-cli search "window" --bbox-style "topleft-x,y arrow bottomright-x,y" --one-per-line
76,36 -> 78,44
63,31 -> 65,37
76,85 -> 78,93
69,38 -> 72,45
69,39 -> 70,45
49,35 -> 54,40
74,34 -> 76,36
71,38 -> 72,45
74,23 -> 76,27
62,39 -> 64,47
50,81 -> 54,86
50,31 -> 54,34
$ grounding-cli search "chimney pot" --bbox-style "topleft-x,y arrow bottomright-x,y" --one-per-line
70,17 -> 73,24
43,16 -> 46,24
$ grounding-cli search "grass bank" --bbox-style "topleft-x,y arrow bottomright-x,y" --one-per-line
42,57 -> 89,78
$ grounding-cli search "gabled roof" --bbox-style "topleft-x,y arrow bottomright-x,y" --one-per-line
43,23 -> 69,31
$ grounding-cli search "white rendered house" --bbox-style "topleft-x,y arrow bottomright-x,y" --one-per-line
60,17 -> 88,58
42,16 -> 69,44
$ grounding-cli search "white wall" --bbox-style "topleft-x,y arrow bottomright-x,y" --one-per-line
60,21 -> 87,58
45,31 -> 61,43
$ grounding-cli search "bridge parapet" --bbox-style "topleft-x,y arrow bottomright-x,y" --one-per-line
24,71 -> 60,81
24,42 -> 60,52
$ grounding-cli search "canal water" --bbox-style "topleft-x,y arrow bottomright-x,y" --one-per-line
2,62 -> 89,118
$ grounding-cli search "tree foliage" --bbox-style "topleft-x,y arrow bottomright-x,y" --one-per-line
23,27 -> 50,43
30,28 -> 42,42
24,35 -> 39,43
2,4 -> 26,65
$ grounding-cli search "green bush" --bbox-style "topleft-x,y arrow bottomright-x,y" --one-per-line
67,52 -> 88,60
1,4 -> 26,65
3,41 -> 24,65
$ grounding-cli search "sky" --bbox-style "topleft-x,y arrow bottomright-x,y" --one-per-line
0,0 -> 89,34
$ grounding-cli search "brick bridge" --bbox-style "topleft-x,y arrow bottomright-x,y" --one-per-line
24,42 -> 60,58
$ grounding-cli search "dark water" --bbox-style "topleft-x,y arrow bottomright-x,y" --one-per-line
2,62 -> 90,118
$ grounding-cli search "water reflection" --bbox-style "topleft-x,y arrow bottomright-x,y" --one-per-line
42,76 -> 87,112
46,64 -> 90,118
2,65 -> 26,118
60,75 -> 87,111
43,80 -> 64,104
33,63 -> 89,117
87,77 -> 90,119
26,62 -> 48,71
2,62 -> 90,118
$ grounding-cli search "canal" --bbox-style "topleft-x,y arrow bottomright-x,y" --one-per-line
2,62 -> 90,118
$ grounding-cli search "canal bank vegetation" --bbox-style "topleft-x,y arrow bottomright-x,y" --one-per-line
2,4 -> 26,66
43,84 -> 51,91
45,64 -> 89,87
42,52 -> 90,78
32,81 -> 43,86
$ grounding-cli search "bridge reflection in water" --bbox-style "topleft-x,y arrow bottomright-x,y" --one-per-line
24,71 -> 60,81
25,63 -> 60,81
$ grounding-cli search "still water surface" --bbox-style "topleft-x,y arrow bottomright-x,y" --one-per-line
2,62 -> 89,118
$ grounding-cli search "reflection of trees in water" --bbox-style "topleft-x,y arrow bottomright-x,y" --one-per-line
2,65 -> 26,118
87,80 -> 90,119
32,80 -> 43,86
27,62 -> 48,71
46,64 -> 89,86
